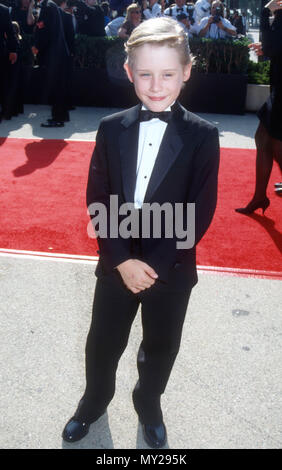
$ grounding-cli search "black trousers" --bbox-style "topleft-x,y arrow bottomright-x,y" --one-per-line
75,269 -> 191,425
0,54 -> 8,116
51,103 -> 69,122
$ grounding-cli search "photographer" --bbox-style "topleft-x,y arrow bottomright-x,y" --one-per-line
198,1 -> 236,39
194,0 -> 212,23
164,0 -> 197,25
105,7 -> 125,36
231,10 -> 244,35
177,10 -> 199,38
142,0 -> 162,19
73,0 -> 105,36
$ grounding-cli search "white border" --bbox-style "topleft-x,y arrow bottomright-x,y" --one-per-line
0,248 -> 98,264
0,248 -> 281,279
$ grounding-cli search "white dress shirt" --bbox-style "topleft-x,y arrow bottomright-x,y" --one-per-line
134,105 -> 171,209
163,5 -> 198,36
178,18 -> 200,38
164,4 -> 195,21
194,0 -> 211,23
143,3 -> 162,19
105,16 -> 125,36
198,15 -> 236,39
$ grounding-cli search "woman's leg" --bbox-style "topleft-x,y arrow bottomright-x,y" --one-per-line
236,123 -> 274,213
252,123 -> 274,201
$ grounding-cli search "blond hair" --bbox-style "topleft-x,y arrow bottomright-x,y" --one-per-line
125,17 -> 192,68
125,3 -> 140,21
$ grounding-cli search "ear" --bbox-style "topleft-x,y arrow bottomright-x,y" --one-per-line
183,62 -> 192,83
124,62 -> 134,83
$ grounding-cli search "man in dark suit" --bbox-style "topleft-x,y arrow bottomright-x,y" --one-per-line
63,16 -> 220,448
0,2 -> 18,121
74,0 -> 105,37
53,0 -> 75,111
33,0 -> 70,126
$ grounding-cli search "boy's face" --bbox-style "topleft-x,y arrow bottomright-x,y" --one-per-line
124,44 -> 191,112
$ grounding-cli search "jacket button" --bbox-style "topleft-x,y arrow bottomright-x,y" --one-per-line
174,262 -> 181,269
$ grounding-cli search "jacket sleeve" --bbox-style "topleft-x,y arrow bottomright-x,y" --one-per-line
86,122 -> 132,272
3,6 -> 18,53
261,7 -> 282,57
34,2 -> 51,51
65,13 -> 75,56
188,126 -> 220,246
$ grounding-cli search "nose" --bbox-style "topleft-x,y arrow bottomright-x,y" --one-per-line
149,75 -> 162,93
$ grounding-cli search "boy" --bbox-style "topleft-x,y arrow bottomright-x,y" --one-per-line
62,17 -> 220,448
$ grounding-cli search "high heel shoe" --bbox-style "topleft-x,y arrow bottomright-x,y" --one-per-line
235,197 -> 270,215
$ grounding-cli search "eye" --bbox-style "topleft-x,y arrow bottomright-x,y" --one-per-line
139,73 -> 151,78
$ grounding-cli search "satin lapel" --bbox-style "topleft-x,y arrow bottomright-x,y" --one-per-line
119,105 -> 141,203
143,117 -> 185,204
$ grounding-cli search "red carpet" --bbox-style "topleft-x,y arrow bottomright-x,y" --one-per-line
0,137 -> 281,278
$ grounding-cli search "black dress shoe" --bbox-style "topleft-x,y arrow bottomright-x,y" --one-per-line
62,417 -> 90,442
48,117 -> 69,123
142,422 -> 167,448
41,120 -> 64,128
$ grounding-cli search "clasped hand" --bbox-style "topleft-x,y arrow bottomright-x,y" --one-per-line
116,259 -> 158,294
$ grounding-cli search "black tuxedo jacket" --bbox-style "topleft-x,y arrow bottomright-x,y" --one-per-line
87,101 -> 220,291
34,0 -> 70,65
0,3 -> 18,57
34,0 -> 70,105
75,0 -> 105,37
60,9 -> 75,57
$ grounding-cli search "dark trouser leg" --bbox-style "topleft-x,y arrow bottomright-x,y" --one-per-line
51,77 -> 70,122
51,103 -> 69,122
75,273 -> 139,422
133,285 -> 191,424
252,123 -> 274,201
0,56 -> 8,117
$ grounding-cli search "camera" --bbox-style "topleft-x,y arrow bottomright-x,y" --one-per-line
212,6 -> 222,23
176,12 -> 187,22
186,4 -> 195,25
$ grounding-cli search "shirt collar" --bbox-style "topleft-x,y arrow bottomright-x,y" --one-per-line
141,101 -> 175,112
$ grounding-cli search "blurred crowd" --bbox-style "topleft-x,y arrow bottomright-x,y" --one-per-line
0,0 -> 248,126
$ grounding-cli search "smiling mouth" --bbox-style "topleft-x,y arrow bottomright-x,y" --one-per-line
148,96 -> 166,101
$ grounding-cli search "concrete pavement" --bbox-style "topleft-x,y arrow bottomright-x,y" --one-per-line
0,105 -> 281,449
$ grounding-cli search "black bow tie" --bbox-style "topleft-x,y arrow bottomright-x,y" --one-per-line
139,110 -> 171,123
177,7 -> 183,12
